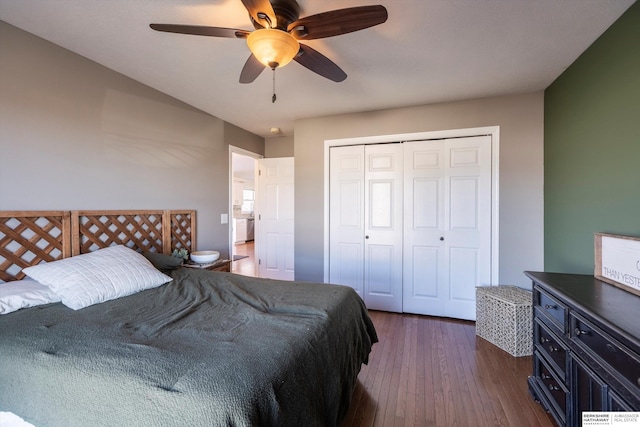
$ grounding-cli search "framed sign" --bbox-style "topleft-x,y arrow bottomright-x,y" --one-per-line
595,232 -> 640,296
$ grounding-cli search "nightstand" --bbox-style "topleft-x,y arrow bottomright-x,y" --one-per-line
182,259 -> 232,272
206,259 -> 232,272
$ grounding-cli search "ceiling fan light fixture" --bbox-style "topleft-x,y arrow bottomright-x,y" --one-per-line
247,29 -> 300,69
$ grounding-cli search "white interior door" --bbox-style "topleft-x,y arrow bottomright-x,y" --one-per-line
329,145 -> 365,297
363,144 -> 403,312
402,140 -> 445,316
329,144 -> 403,312
403,136 -> 492,320
255,157 -> 294,280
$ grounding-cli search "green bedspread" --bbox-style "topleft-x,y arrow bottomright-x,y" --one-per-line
0,269 -> 377,427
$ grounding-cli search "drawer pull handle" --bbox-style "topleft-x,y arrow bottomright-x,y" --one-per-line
548,345 -> 558,353
544,304 -> 557,310
541,373 -> 551,380
574,328 -> 588,336
540,337 -> 550,344
548,384 -> 559,392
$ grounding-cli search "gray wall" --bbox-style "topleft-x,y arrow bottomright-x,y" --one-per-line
224,122 -> 264,156
294,93 -> 544,288
265,135 -> 294,158
0,21 -> 264,257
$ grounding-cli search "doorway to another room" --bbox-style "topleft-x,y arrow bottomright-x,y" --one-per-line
230,147 -> 261,277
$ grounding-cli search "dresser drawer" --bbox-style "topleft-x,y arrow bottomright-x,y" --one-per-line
571,313 -> 640,393
534,352 -> 569,422
610,391 -> 635,412
535,318 -> 568,379
535,286 -> 567,332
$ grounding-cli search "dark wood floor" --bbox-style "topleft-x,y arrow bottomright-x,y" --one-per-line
340,311 -> 556,427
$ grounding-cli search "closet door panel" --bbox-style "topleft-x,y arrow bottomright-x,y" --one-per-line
368,180 -> 393,228
367,244 -> 396,295
414,178 -> 440,228
409,245 -> 439,297
403,140 -> 447,316
449,247 -> 478,300
333,242 -> 363,292
444,136 -> 492,319
329,145 -> 365,296
363,144 -> 403,312
449,176 -> 479,230
404,136 -> 492,320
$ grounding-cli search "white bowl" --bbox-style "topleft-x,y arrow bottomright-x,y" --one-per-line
190,250 -> 220,264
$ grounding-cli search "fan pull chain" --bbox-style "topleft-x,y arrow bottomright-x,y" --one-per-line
272,68 -> 277,103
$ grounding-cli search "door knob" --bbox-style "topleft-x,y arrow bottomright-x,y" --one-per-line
440,237 -> 444,241
365,235 -> 369,239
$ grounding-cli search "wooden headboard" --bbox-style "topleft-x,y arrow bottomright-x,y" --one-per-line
0,210 -> 195,282
0,211 -> 71,282
71,210 -> 196,255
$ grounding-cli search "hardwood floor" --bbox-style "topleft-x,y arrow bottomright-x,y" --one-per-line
229,246 -> 553,426
340,311 -> 555,427
232,241 -> 255,276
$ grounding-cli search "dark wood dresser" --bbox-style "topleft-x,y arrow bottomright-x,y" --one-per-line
525,272 -> 640,426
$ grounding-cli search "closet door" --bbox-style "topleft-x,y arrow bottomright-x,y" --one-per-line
329,144 -> 403,312
363,143 -> 403,312
403,136 -> 492,320
329,145 -> 365,297
402,140 -> 445,316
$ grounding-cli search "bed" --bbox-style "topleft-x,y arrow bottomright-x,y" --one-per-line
0,210 -> 377,427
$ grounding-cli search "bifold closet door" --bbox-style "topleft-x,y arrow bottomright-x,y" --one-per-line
402,136 -> 492,320
329,144 -> 403,312
330,136 -> 491,318
363,143 -> 403,312
329,145 -> 365,297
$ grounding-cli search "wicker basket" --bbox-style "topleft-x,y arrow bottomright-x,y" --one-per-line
476,285 -> 533,357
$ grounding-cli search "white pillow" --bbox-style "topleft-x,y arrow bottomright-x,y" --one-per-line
0,279 -> 61,315
23,245 -> 172,310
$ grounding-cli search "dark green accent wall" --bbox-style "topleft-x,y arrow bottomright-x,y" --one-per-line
544,2 -> 640,273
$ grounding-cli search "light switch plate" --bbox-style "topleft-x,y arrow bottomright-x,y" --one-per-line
221,214 -> 228,224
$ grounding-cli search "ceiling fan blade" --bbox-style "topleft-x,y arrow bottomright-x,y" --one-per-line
288,5 -> 387,40
240,0 -> 278,28
294,44 -> 347,82
150,24 -> 250,39
239,54 -> 266,83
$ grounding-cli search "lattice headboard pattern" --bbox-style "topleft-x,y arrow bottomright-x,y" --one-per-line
170,211 -> 196,252
0,211 -> 71,282
71,210 -> 196,256
0,210 -> 196,281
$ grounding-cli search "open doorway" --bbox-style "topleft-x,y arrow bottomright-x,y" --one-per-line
229,146 -> 262,277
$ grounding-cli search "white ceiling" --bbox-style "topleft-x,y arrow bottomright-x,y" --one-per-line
0,0 -> 635,139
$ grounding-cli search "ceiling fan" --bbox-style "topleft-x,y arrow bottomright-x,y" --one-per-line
150,0 -> 388,86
